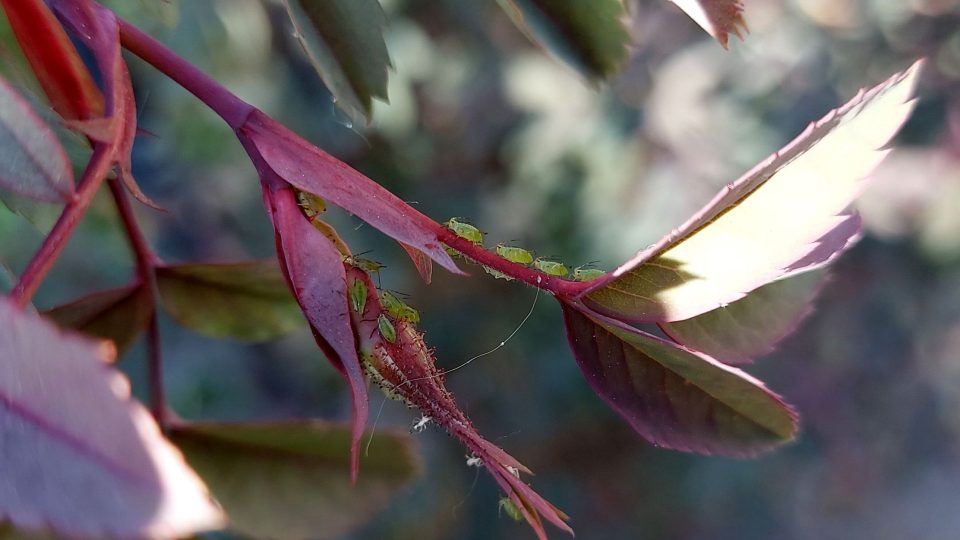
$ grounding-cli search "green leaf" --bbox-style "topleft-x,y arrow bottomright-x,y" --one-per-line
156,261 -> 304,342
580,62 -> 922,322
497,0 -> 630,80
660,268 -> 828,364
563,305 -> 798,455
170,422 -> 422,540
283,0 -> 390,124
45,283 -> 154,356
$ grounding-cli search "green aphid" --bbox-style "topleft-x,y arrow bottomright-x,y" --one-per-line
483,266 -> 514,281
498,497 -> 523,522
445,218 -> 484,245
495,244 -> 534,265
572,266 -> 606,281
296,190 -> 327,217
533,258 -> 569,277
349,279 -> 367,314
345,256 -> 384,274
381,290 -> 420,324
377,314 -> 397,343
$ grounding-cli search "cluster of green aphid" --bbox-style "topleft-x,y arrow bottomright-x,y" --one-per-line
443,218 -> 606,281
348,270 -> 420,346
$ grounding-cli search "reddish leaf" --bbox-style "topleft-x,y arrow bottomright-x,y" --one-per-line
45,282 -> 154,357
239,111 -> 462,276
562,304 -> 798,455
263,182 -> 368,480
400,242 -> 433,284
579,62 -> 922,323
667,0 -> 748,48
0,76 -> 73,202
156,261 -> 304,342
170,421 -> 421,540
0,0 -> 104,121
660,268 -> 828,364
0,297 -> 224,538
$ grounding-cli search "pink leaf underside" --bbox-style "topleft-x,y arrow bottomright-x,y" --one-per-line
240,111 -> 462,276
264,184 -> 368,478
660,267 -> 829,364
579,61 -> 922,323
562,303 -> 798,455
51,1 -> 159,209
667,0 -> 747,47
0,297 -> 224,538
400,242 -> 433,284
0,77 -> 73,202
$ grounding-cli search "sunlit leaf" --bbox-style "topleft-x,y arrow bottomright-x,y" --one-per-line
171,422 -> 421,540
45,283 -> 154,356
580,62 -> 922,322
562,304 -> 797,455
0,76 -> 73,202
283,0 -> 390,124
497,0 -> 629,80
660,268 -> 828,364
667,0 -> 747,48
240,111 -> 462,276
0,297 -> 224,538
156,261 -> 304,342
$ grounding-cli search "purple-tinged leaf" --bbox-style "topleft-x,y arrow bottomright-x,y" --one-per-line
283,0 -> 390,124
660,268 -> 828,364
497,0 -> 630,80
579,62 -> 922,323
156,261 -> 304,343
0,77 -> 73,202
400,242 -> 433,284
667,0 -> 748,48
0,297 -> 224,538
239,111 -> 462,276
45,282 -> 154,357
562,304 -> 798,455
263,182 -> 368,480
170,421 -> 421,540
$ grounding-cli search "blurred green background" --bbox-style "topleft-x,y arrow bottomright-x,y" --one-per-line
3,0 -> 960,538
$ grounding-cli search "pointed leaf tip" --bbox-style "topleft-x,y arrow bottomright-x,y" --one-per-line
563,304 -> 798,455
581,61 -> 922,323
668,0 -> 748,47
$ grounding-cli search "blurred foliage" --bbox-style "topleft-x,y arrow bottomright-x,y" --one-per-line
1,0 -> 959,538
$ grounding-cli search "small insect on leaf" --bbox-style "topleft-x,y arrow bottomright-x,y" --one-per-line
445,218 -> 484,245
533,258 -> 569,277
345,256 -> 384,274
380,290 -> 420,323
377,314 -> 397,343
499,496 -> 523,522
295,190 -> 327,217
349,278 -> 367,314
495,244 -> 534,265
572,266 -> 605,281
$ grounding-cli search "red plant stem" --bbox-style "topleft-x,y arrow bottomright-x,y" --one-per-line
107,178 -> 167,425
10,144 -> 113,308
115,16 -> 594,297
116,19 -> 252,131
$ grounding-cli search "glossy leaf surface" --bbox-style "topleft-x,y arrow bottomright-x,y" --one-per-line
563,304 -> 798,455
156,261 -> 303,342
171,422 -> 421,540
581,62 -> 921,322
0,297 -> 224,538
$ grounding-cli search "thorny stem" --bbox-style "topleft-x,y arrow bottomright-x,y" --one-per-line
116,15 -> 594,298
107,178 -> 167,425
10,144 -> 114,308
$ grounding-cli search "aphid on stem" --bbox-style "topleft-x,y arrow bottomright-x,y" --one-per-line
377,314 -> 397,343
495,243 -> 534,265
295,190 -> 327,217
533,257 -> 569,277
499,497 -> 523,522
444,217 -> 484,256
349,278 -> 367,314
572,265 -> 605,281
380,290 -> 420,323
